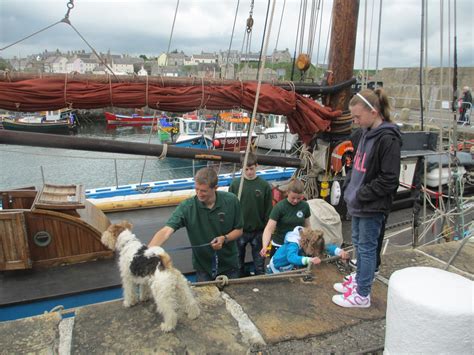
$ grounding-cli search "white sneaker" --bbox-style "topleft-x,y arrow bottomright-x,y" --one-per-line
332,288 -> 371,308
334,273 -> 357,293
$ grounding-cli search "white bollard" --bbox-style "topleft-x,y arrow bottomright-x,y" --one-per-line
385,267 -> 473,354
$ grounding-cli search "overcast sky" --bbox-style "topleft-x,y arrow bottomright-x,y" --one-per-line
0,0 -> 473,69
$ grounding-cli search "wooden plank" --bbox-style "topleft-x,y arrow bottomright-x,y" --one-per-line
32,183 -> 85,210
1,193 -> 9,209
77,201 -> 110,233
0,211 -> 31,270
23,209 -> 111,268
0,223 -> 6,263
2,220 -> 14,261
32,250 -> 113,269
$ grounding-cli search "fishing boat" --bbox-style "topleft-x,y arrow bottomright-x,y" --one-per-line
172,116 -> 213,149
255,114 -> 299,152
213,112 -> 257,151
105,111 -> 158,129
1,110 -> 77,134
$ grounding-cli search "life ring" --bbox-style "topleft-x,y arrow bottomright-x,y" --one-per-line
331,141 -> 354,174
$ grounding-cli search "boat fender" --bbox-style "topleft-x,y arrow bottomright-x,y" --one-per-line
331,141 -> 354,173
330,181 -> 341,206
296,53 -> 311,71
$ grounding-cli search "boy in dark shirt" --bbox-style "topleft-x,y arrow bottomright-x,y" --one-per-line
229,153 -> 272,276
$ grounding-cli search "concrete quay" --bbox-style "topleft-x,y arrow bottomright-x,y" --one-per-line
1,239 -> 472,354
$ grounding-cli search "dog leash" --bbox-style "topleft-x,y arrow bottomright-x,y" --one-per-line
166,241 -> 219,279
166,242 -> 213,252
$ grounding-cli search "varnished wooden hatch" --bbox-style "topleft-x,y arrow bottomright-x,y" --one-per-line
0,184 -> 113,271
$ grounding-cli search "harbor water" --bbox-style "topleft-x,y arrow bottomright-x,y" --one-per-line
0,124 -> 238,191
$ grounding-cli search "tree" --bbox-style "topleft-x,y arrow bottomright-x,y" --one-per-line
139,54 -> 148,61
0,58 -> 12,71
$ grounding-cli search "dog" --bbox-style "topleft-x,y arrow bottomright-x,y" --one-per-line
101,221 -> 200,332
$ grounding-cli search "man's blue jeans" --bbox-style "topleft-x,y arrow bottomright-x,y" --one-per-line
237,231 -> 265,276
352,214 -> 384,297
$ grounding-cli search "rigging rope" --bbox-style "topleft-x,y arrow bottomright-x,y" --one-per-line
366,0 -> 376,80
0,20 -> 63,52
224,0 -> 241,79
298,0 -> 307,56
361,0 -> 368,89
375,0 -> 383,74
237,0 -> 277,201
138,111 -> 158,186
271,0 -> 286,67
315,0 -> 324,69
165,0 -> 180,67
290,0 -> 304,81
322,6 -> 332,67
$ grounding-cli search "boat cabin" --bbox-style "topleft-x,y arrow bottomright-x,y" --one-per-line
262,114 -> 288,128
219,113 -> 250,133
176,117 -> 207,136
0,184 -> 113,271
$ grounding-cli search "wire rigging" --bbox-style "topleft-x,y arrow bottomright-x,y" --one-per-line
237,0 -> 277,200
224,0 -> 241,79
0,0 -> 117,80
165,0 -> 180,67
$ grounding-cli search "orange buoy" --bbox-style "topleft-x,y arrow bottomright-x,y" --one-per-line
296,53 -> 311,71
330,141 -> 354,173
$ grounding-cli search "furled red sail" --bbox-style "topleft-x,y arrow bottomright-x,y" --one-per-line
0,77 -> 342,143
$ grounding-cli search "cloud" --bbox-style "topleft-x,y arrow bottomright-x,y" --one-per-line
0,0 -> 472,68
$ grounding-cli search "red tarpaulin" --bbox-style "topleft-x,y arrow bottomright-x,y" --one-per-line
0,78 -> 341,143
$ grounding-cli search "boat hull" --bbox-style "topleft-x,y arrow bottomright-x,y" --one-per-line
1,118 -> 75,134
256,131 -> 298,152
213,135 -> 256,151
174,135 -> 214,149
105,112 -> 157,128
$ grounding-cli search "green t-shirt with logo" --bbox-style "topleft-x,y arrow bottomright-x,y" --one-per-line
269,199 -> 311,245
228,176 -> 272,232
166,191 -> 243,276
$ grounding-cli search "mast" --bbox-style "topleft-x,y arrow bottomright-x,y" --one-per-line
0,130 -> 302,168
327,0 -> 360,111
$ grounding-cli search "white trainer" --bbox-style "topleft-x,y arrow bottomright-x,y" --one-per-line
333,273 -> 357,293
332,288 -> 371,308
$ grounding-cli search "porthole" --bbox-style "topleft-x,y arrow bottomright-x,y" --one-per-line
33,231 -> 52,247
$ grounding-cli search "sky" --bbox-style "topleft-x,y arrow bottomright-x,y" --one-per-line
0,0 -> 473,69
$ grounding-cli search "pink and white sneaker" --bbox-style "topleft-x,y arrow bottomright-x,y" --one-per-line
332,288 -> 371,308
333,273 -> 357,293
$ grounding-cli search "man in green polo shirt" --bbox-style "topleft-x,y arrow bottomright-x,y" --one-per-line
149,167 -> 243,282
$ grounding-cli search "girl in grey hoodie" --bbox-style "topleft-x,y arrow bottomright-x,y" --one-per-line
332,89 -> 401,308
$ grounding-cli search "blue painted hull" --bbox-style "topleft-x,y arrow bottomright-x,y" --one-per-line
86,168 -> 295,199
173,136 -> 213,149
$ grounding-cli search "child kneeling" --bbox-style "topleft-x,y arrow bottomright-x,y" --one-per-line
266,226 -> 349,274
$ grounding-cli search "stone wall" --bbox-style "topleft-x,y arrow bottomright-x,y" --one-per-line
374,67 -> 474,110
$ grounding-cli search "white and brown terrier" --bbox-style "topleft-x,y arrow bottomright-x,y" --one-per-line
101,221 -> 200,332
